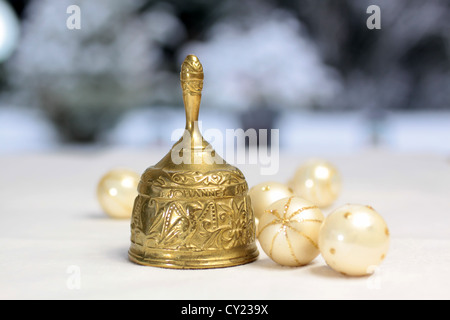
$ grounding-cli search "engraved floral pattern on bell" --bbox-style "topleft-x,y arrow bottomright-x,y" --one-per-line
130,168 -> 255,252
131,194 -> 254,251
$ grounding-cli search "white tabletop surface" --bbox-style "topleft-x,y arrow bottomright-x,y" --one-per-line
1,146 -> 449,300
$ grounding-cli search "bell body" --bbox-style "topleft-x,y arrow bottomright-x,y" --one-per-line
128,55 -> 258,268
128,159 -> 258,268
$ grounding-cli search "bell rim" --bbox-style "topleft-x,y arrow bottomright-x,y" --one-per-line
128,244 -> 259,269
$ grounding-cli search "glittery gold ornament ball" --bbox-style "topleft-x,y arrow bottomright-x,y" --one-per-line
257,196 -> 324,267
249,181 -> 294,220
318,204 -> 390,276
97,169 -> 140,219
288,159 -> 341,208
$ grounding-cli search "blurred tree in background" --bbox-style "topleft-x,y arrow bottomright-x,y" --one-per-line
2,0 -> 449,143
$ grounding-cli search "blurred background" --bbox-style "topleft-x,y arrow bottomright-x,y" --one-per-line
0,0 -> 449,155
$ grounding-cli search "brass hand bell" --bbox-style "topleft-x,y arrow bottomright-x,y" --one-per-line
128,55 -> 259,268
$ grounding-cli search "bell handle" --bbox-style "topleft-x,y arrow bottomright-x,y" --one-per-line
180,55 -> 204,127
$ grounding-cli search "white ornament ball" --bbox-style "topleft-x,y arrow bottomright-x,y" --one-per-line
318,204 -> 390,276
289,159 -> 341,208
249,181 -> 294,220
97,168 -> 140,219
257,196 -> 324,266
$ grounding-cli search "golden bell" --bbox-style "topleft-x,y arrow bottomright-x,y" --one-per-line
128,55 -> 259,268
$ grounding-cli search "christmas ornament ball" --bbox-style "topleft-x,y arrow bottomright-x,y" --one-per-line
289,159 -> 341,208
257,196 -> 324,267
249,181 -> 294,220
318,204 -> 390,276
97,168 -> 140,219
